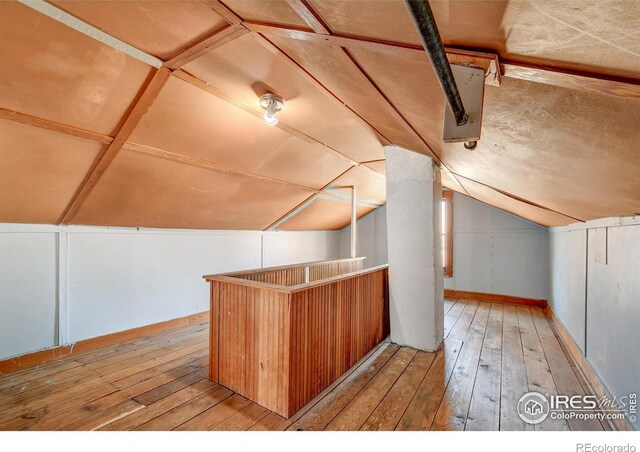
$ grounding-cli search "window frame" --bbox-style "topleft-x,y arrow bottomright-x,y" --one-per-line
442,190 -> 454,278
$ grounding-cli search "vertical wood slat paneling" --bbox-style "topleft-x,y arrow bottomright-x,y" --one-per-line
210,282 -> 219,381
231,258 -> 365,287
207,264 -> 388,418
214,282 -> 290,416
286,268 -> 388,416
308,259 -> 364,282
237,267 -> 305,285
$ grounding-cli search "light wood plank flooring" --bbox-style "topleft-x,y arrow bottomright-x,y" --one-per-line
0,299 -> 606,431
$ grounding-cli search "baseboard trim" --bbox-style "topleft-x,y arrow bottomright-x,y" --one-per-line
445,289 -> 546,308
0,311 -> 209,374
544,304 -> 634,431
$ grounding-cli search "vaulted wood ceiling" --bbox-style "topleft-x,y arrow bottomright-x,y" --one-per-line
1,0 -> 638,230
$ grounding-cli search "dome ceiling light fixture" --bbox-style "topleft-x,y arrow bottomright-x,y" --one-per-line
259,93 -> 285,126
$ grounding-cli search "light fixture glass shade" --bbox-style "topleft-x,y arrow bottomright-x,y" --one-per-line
259,93 -> 284,127
263,102 -> 279,126
263,110 -> 278,126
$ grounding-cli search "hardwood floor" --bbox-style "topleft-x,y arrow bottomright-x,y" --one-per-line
0,299 -> 606,431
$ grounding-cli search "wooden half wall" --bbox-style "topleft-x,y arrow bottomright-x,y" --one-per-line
206,259 -> 389,417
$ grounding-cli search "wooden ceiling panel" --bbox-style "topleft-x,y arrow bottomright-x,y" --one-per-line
128,76 -> 351,190
460,178 -> 577,227
0,119 -> 103,224
51,1 -> 229,60
72,149 -> 313,230
307,0 -> 419,44
223,0 -> 310,28
0,2 -> 153,136
309,0 -> 640,79
474,78 -> 640,220
182,33 -> 385,163
351,49 -> 640,224
348,47 -> 443,153
278,198 -> 374,231
267,36 -> 431,155
493,0 -> 640,79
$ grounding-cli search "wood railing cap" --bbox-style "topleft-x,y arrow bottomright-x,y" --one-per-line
288,264 -> 389,293
202,256 -> 366,280
203,263 -> 388,293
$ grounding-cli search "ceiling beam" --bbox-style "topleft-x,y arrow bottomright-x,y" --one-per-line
502,61 -> 640,100
0,108 -> 113,145
286,0 -> 331,34
58,67 -> 172,224
164,23 -> 249,69
244,21 -> 640,100
204,0 -> 243,25
244,21 -> 501,86
123,142 -> 318,193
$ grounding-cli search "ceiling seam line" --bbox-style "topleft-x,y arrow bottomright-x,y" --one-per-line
123,142 -> 319,193
0,108 -> 114,144
451,172 -> 585,223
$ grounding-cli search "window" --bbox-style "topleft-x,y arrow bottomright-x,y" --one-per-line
442,190 -> 454,277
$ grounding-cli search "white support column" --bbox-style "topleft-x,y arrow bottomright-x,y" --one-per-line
384,146 -> 444,352
350,186 -> 357,258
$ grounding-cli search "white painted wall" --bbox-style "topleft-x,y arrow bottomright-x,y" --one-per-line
447,193 -> 549,299
0,223 -> 340,359
342,192 -> 549,300
262,231 -> 342,267
549,217 -> 640,430
340,205 -> 387,268
0,232 -> 57,359
549,228 -> 587,352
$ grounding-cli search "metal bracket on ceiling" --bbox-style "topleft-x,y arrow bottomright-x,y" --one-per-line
404,0 -> 485,150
